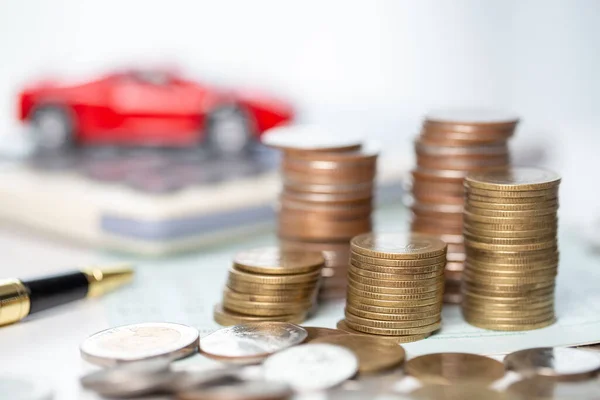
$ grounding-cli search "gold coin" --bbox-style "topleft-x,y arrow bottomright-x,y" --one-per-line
228,267 -> 321,285
222,299 -> 310,317
463,220 -> 558,231
465,252 -> 560,266
462,310 -> 555,323
349,265 -> 444,280
213,304 -> 306,326
336,320 -> 431,343
351,232 -> 447,260
463,279 -> 554,292
464,205 -> 558,218
462,289 -> 554,302
302,327 -> 349,343
463,271 -> 556,284
464,168 -> 561,192
464,265 -> 558,278
465,239 -> 558,252
466,193 -> 558,204
345,318 -> 441,336
462,297 -> 554,310
227,277 -> 317,291
347,271 -> 445,288
345,305 -> 440,321
463,225 -> 557,239
233,246 -> 325,275
348,284 -> 444,300
311,334 -> 406,374
464,211 -> 557,224
467,199 -> 559,211
411,383 -> 511,400
465,186 -> 559,198
462,306 -> 554,318
350,259 -> 446,274
463,232 -> 556,246
348,278 -> 445,295
345,311 -> 440,329
223,288 -> 313,303
347,292 -> 443,307
226,281 -> 315,296
405,352 -> 505,384
464,317 -> 556,331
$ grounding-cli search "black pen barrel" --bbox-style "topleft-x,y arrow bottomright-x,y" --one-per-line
22,271 -> 89,314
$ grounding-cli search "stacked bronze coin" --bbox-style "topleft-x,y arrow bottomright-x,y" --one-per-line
337,233 -> 446,343
462,168 -> 561,331
263,128 -> 377,300
409,109 -> 519,303
214,247 -> 325,326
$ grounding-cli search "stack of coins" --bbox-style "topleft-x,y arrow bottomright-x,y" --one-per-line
263,128 -> 377,300
461,168 -> 560,331
338,233 -> 446,343
409,109 -> 519,303
214,247 -> 325,326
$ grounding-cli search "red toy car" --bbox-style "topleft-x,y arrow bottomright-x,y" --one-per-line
18,69 -> 294,154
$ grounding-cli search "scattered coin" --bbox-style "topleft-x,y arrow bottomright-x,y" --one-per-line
80,322 -> 200,367
262,343 -> 359,391
311,334 -> 406,374
505,376 -> 600,400
405,352 -> 505,384
411,383 -> 510,400
302,327 -> 349,343
0,376 -> 53,400
80,358 -> 175,397
504,347 -> 600,381
177,380 -> 293,400
199,322 -> 307,364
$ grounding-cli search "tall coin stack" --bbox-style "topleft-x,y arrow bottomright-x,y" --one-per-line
337,233 -> 446,343
214,247 -> 325,326
461,168 -> 561,331
409,110 -> 519,303
263,128 -> 377,301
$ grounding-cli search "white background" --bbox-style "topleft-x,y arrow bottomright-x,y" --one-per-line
1,0 -> 599,221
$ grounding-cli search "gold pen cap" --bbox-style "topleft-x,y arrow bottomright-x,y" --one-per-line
82,264 -> 134,298
0,279 -> 30,326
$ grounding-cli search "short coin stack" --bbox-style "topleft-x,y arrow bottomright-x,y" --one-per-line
264,127 -> 377,300
409,109 -> 519,303
338,233 -> 446,343
461,168 -> 561,331
214,247 -> 325,326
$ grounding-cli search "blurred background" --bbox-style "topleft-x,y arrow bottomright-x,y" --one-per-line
0,0 -> 598,231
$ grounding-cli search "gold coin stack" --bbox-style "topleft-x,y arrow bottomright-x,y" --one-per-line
275,144 -> 378,300
338,232 -> 446,343
409,109 -> 519,303
462,168 -> 561,331
213,247 -> 325,326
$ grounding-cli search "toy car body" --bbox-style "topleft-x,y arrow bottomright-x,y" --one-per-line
18,69 -> 294,154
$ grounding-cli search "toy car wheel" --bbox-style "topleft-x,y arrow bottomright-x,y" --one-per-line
206,106 -> 252,155
31,106 -> 74,151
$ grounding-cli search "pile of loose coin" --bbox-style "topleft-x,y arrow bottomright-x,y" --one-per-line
264,128 -> 377,300
214,247 -> 324,326
79,321 -> 600,399
462,167 -> 561,331
409,110 -> 518,303
338,233 -> 446,343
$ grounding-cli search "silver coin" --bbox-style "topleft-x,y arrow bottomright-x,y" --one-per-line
504,347 -> 600,381
177,380 -> 293,400
80,358 -> 175,398
200,322 -> 307,364
262,343 -> 358,392
506,377 -> 600,400
163,367 -> 245,393
0,377 -> 53,400
80,322 -> 199,366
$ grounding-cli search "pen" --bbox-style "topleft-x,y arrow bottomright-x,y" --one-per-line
0,264 -> 133,327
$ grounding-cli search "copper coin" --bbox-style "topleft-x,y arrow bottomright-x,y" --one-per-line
311,334 -> 406,374
336,320 -> 430,344
351,232 -> 447,260
233,247 -> 324,275
302,327 -> 349,343
405,352 -> 505,384
262,125 -> 362,152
